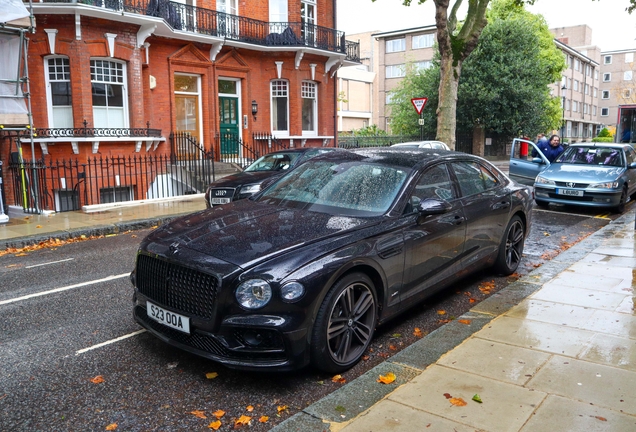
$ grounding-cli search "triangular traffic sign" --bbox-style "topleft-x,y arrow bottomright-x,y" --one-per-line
411,97 -> 428,115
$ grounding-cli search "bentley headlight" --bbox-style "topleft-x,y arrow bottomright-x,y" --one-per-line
535,176 -> 555,185
588,181 -> 619,189
280,282 -> 305,302
236,279 -> 272,309
240,184 -> 262,195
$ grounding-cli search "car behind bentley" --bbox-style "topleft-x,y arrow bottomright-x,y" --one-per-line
131,148 -> 532,372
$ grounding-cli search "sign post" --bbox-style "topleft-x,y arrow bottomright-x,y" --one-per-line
411,98 -> 428,141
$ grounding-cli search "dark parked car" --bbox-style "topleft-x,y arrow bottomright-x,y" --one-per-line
205,147 -> 340,208
131,148 -> 533,372
533,143 -> 636,213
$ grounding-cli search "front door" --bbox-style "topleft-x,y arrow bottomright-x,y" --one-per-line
219,96 -> 239,157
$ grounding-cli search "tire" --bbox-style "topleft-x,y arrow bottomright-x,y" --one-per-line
310,272 -> 377,373
493,215 -> 525,275
534,199 -> 549,209
612,186 -> 628,214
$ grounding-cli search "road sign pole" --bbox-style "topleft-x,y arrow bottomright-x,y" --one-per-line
420,112 -> 423,140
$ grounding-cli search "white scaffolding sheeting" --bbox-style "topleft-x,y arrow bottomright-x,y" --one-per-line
1,0 -> 30,24
0,34 -> 28,121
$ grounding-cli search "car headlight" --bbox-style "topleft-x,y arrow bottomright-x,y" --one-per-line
236,279 -> 272,309
280,282 -> 305,302
240,184 -> 261,195
588,181 -> 619,189
535,176 -> 555,185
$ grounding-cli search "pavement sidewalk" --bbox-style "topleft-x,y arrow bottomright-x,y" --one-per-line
273,210 -> 636,432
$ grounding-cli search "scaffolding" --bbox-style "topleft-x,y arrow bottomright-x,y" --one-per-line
0,0 -> 36,222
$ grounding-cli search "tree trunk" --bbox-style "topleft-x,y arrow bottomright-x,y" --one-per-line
437,54 -> 462,150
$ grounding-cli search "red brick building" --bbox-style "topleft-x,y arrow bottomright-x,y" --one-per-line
0,0 -> 359,212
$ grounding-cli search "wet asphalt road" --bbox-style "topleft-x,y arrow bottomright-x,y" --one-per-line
0,206 -> 616,431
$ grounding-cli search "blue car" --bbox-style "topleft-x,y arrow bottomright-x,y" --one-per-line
511,140 -> 636,213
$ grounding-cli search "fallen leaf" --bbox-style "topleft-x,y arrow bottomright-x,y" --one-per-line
438,319 -> 451,324
234,415 -> 252,427
389,344 -> 397,351
246,405 -> 254,412
377,372 -> 396,384
472,394 -> 483,403
208,420 -> 222,430
332,375 -> 346,384
36,225 -> 42,228
259,416 -> 269,423
213,410 -> 225,419
391,333 -> 401,338
437,310 -> 446,315
593,416 -> 607,421
206,372 -> 219,379
413,327 -> 423,338
443,393 -> 452,399
469,298 -> 476,303
190,410 -> 207,419
543,232 -> 550,236
449,397 -> 467,406
105,423 -> 117,431
458,319 -> 471,325
277,405 -> 288,413
362,355 -> 370,361
90,375 -> 104,384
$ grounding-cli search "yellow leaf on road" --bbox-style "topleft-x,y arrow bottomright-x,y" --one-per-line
206,372 -> 218,379
90,375 -> 104,384
449,397 -> 467,406
277,405 -> 288,413
234,415 -> 252,426
105,423 -> 117,430
213,409 -> 225,418
437,310 -> 446,315
246,405 -> 254,412
208,420 -> 222,430
259,416 -> 269,423
190,410 -> 207,419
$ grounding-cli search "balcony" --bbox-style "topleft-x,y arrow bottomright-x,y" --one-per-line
31,0 -> 360,63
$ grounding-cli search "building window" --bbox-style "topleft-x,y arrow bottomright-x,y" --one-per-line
566,121 -> 571,138
300,0 -> 316,45
270,80 -> 289,134
386,64 -> 406,78
574,59 -> 580,71
386,38 -> 405,53
594,87 -> 598,97
603,73 -> 611,82
601,108 -> 609,117
412,33 -> 435,49
414,61 -> 431,72
624,70 -> 633,81
90,59 -> 127,128
604,55 -> 612,64
623,89 -> 632,99
602,90 -> 610,99
626,52 -> 634,63
595,70 -> 598,80
45,57 -> 73,128
573,80 -> 579,92
385,92 -> 394,104
301,81 -> 317,135
572,101 -> 578,112
593,106 -> 597,116
269,0 -> 288,22
584,83 -> 589,95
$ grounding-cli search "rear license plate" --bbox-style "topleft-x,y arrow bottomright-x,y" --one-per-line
147,301 -> 190,334
210,197 -> 231,205
556,188 -> 583,197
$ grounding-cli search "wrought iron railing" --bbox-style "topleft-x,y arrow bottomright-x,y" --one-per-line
35,0 -> 360,61
32,121 -> 162,139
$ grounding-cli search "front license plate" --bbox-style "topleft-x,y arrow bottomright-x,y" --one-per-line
147,301 -> 190,334
556,188 -> 583,197
210,197 -> 231,205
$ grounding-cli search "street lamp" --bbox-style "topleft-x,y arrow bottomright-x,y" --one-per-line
561,83 -> 567,138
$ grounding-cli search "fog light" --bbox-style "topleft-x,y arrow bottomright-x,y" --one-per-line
243,331 -> 263,347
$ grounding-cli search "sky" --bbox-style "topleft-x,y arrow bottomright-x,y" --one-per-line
337,0 -> 636,52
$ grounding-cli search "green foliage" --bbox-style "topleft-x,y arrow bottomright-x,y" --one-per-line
592,136 -> 614,143
597,127 -> 612,138
343,124 -> 387,137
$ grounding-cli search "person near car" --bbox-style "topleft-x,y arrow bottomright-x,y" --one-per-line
533,134 -> 564,163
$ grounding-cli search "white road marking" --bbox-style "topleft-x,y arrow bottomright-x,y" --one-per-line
76,329 -> 147,355
25,258 -> 75,269
0,273 -> 130,306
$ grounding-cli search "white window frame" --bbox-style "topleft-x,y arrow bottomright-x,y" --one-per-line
412,33 -> 435,49
574,59 -> 580,71
604,55 -> 612,64
625,52 -> 634,63
603,73 -> 611,82
301,0 -> 316,45
44,56 -> 74,129
602,90 -> 610,99
269,0 -> 287,22
573,80 -> 579,92
385,64 -> 406,78
623,89 -> 632,99
414,61 -> 431,72
90,58 -> 128,128
624,70 -> 633,81
301,81 -> 317,136
385,92 -> 394,104
270,79 -> 289,135
386,38 -> 406,53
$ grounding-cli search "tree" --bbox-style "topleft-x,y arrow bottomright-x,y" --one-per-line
388,0 -> 564,139
393,0 -> 636,150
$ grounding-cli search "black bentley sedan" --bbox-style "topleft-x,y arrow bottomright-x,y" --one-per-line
204,147 -> 341,208
131,148 -> 533,372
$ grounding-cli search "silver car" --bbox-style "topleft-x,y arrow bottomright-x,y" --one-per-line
527,143 -> 636,213
391,140 -> 450,151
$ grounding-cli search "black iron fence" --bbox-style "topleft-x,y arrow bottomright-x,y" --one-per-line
40,0 -> 359,62
337,136 -> 420,149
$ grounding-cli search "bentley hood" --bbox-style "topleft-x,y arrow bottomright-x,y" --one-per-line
142,200 -> 374,268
